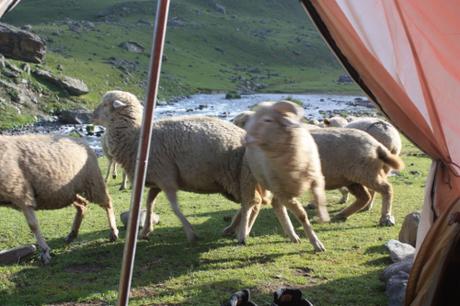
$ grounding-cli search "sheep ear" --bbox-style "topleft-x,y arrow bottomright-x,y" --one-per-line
273,100 -> 304,119
112,100 -> 127,109
279,115 -> 301,128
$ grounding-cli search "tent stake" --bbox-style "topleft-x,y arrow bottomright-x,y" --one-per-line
116,1 -> 170,305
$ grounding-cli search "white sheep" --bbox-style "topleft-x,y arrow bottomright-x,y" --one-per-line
93,90 -> 262,244
102,133 -> 128,191
240,100 -> 330,251
338,117 -> 402,206
0,135 -> 119,264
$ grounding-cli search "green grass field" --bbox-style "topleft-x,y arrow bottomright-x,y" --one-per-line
0,137 -> 430,305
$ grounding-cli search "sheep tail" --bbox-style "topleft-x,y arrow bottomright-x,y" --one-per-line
377,146 -> 404,170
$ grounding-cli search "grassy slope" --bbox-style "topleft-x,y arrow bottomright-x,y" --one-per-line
0,137 -> 429,305
3,0 -> 361,110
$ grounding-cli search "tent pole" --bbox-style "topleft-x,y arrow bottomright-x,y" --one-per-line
116,1 -> 170,305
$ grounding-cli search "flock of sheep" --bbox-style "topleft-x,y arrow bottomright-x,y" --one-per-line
0,90 -> 404,264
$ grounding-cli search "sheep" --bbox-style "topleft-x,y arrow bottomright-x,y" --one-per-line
102,133 -> 129,191
92,90 -> 262,244
240,100 -> 330,251
0,135 -> 119,264
229,111 -> 404,231
323,116 -> 348,127
338,118 -> 402,206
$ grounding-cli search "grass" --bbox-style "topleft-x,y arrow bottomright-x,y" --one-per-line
0,137 -> 431,305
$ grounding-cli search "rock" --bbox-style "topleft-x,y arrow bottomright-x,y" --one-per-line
399,211 -> 420,247
168,16 -> 186,27
385,271 -> 409,306
0,244 -> 37,265
337,74 -> 353,83
215,3 -> 226,14
60,76 -> 89,95
58,109 -> 92,124
385,239 -> 415,263
120,210 -> 160,229
119,41 -> 144,53
32,69 -> 89,96
0,22 -> 46,63
380,255 -> 414,282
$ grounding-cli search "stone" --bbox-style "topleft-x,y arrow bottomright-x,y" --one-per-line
0,22 -> 46,63
120,210 -> 160,229
385,271 -> 409,306
337,74 -> 353,83
385,239 -> 415,263
58,109 -> 92,124
380,255 -> 414,283
399,211 -> 421,247
0,244 -> 37,265
33,69 -> 89,96
119,41 -> 145,53
215,3 -> 226,14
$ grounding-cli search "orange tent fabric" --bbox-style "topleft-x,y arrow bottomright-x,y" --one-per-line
300,0 -> 460,304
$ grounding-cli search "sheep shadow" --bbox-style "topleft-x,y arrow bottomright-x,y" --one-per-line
0,207 -> 311,305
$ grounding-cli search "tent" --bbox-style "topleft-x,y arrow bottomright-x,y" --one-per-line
2,0 -> 459,305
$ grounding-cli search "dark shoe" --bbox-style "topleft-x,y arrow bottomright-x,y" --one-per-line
222,289 -> 258,306
272,288 -> 313,306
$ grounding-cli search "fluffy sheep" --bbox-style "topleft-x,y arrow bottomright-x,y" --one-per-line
230,111 -> 404,228
93,90 -> 261,244
239,100 -> 329,251
323,116 -> 348,127
102,133 -> 129,191
338,118 -> 402,206
0,135 -> 119,264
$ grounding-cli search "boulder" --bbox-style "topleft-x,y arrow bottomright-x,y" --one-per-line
380,255 -> 414,283
0,22 -> 46,63
399,211 -> 420,247
33,68 -> 89,96
58,109 -> 92,124
0,244 -> 37,265
385,239 -> 415,263
119,41 -> 145,53
385,271 -> 409,306
120,210 -> 160,229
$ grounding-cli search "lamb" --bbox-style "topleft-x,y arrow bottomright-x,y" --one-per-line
102,133 -> 129,191
0,135 -> 119,264
338,117 -> 402,206
239,100 -> 330,251
92,90 -> 262,244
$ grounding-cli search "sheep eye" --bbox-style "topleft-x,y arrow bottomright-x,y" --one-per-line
263,118 -> 273,123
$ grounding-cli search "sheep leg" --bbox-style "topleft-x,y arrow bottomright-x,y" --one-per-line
22,205 -> 51,264
284,198 -> 325,252
223,203 -> 261,237
237,204 -> 253,245
311,178 -> 330,223
96,194 -> 119,241
105,158 -> 113,182
164,190 -> 198,242
112,161 -> 118,179
271,197 -> 301,243
119,171 -> 128,191
140,188 -> 161,239
65,196 -> 88,244
371,179 -> 395,226
359,189 -> 376,212
338,187 -> 349,204
334,184 -> 371,222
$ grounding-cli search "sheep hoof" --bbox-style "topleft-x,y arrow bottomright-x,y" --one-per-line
289,235 -> 301,243
312,240 -> 326,252
112,175 -> 117,179
338,198 -> 347,204
64,232 -> 77,244
119,186 -> 126,191
187,233 -> 199,243
332,213 -> 347,222
238,239 -> 247,246
222,226 -> 236,237
109,230 -> 119,242
379,215 -> 395,226
40,249 -> 52,265
305,202 -> 317,210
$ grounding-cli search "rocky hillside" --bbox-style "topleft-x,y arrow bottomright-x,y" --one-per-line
0,0 -> 360,128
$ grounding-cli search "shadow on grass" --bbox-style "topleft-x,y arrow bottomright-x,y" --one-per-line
0,207 -> 309,305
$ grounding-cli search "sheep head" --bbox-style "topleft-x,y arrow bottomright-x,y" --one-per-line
244,100 -> 304,152
93,90 -> 143,127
